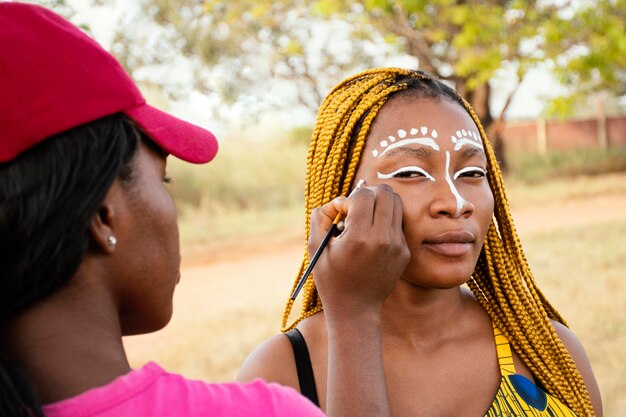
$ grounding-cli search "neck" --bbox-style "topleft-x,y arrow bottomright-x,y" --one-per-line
381,282 -> 478,347
4,271 -> 130,405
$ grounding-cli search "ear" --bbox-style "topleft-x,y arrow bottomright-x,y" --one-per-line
89,182 -> 122,254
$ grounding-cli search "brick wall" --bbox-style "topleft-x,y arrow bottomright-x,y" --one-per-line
502,115 -> 626,154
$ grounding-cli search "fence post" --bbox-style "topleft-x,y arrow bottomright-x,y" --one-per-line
596,95 -> 608,149
537,118 -> 547,155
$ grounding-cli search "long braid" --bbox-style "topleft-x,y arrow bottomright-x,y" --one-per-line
465,101 -> 594,415
281,67 -> 594,416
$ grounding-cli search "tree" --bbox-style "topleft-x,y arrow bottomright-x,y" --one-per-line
110,0 -> 625,165
309,0 -> 577,168
110,0 -> 389,123
544,0 -> 626,117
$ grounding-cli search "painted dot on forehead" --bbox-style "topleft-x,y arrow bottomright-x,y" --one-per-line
372,125 -> 441,158
453,128 -> 484,150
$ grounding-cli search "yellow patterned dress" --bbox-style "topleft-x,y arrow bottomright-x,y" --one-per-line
286,325 -> 579,416
484,326 -> 577,416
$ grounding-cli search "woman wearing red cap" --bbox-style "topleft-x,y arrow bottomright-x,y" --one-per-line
0,3 -> 388,417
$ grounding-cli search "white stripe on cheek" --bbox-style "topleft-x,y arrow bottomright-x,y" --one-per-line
445,151 -> 466,216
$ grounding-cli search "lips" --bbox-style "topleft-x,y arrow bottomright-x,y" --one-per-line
423,230 -> 475,257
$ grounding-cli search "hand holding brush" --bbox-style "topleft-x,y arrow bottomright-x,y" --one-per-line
290,179 -> 365,300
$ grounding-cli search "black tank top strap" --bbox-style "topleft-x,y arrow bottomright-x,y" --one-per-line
285,328 -> 320,406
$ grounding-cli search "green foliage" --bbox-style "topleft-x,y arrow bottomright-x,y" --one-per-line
544,96 -> 579,119
549,0 -> 626,101
315,1 -> 558,85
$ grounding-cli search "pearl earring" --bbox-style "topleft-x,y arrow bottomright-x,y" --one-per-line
107,236 -> 117,247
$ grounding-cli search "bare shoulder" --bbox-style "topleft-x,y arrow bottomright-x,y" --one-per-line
551,320 -> 603,416
236,332 -> 299,390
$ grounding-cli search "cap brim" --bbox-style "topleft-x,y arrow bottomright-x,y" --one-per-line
125,104 -> 218,164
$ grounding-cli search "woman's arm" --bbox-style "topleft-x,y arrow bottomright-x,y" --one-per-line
309,184 -> 409,417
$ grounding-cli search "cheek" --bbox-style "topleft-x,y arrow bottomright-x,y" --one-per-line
138,188 -> 180,252
397,190 -> 429,239
159,194 -> 180,245
475,187 -> 495,233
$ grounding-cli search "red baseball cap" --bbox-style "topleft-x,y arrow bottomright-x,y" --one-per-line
0,2 -> 218,164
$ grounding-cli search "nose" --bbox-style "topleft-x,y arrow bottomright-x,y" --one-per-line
429,174 -> 475,218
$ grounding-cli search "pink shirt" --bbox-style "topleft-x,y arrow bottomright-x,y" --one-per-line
43,362 -> 325,417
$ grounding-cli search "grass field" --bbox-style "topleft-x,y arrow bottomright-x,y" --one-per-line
124,172 -> 626,417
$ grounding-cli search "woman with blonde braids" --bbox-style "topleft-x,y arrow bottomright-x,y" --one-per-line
238,68 -> 602,416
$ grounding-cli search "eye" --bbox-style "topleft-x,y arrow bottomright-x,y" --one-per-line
395,170 -> 424,179
454,167 -> 487,180
377,166 -> 435,181
163,175 -> 173,184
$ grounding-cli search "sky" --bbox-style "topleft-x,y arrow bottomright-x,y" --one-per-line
60,0 -> 562,137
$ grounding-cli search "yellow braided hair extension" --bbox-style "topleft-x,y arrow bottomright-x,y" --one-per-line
280,67 -> 594,416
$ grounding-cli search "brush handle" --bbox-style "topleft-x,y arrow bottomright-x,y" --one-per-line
290,220 -> 339,300
291,180 -> 364,300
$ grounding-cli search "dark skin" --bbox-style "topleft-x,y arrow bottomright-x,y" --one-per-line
238,97 -> 603,416
4,142 -> 178,404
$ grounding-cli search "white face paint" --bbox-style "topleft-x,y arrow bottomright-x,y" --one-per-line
454,166 -> 487,180
377,166 -> 436,181
452,128 -> 483,151
372,127 -> 439,158
374,124 -> 486,216
445,151 -> 466,216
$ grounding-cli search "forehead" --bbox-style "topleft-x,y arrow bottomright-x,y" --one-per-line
366,96 -> 475,143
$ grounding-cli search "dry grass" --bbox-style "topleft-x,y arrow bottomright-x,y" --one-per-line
124,172 -> 626,417
523,222 -> 626,416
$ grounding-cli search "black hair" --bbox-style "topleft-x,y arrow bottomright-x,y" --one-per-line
0,113 -> 141,416
391,69 -> 463,105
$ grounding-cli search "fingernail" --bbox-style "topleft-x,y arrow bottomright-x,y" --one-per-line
349,179 -> 366,196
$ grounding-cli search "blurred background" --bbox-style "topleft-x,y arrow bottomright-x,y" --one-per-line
26,0 -> 626,415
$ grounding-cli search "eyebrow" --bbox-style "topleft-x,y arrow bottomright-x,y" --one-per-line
458,146 -> 486,160
379,146 -> 433,160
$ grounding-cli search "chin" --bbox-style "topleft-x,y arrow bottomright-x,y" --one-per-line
404,268 -> 474,289
121,310 -> 173,336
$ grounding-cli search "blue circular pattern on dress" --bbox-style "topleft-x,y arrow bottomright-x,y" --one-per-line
508,374 -> 548,411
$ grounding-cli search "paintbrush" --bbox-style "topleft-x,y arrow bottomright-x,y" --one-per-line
290,179 -> 365,300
